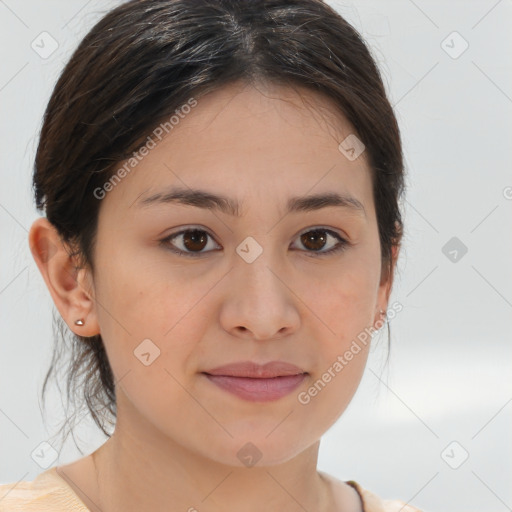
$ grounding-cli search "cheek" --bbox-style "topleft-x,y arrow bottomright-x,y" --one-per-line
295,253 -> 379,416
93,243 -> 179,333
91,269 -> 201,427
302,254 -> 380,340
92,253 -> 209,383
295,331 -> 370,432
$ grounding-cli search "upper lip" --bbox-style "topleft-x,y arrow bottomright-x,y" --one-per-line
202,361 -> 307,378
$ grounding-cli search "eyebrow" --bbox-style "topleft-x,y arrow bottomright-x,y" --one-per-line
135,186 -> 366,218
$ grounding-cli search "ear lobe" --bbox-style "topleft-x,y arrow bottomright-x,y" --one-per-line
28,217 -> 100,337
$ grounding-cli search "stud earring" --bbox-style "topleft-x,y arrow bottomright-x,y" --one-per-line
74,319 -> 84,326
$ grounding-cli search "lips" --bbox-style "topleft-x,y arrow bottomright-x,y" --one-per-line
201,361 -> 308,402
202,360 -> 307,378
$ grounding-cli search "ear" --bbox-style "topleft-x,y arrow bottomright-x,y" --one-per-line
28,217 -> 100,337
375,241 -> 400,322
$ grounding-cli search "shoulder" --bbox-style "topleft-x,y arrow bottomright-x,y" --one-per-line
0,467 -> 90,512
346,480 -> 424,512
319,471 -> 423,512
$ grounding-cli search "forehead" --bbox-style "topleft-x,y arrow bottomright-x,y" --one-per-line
102,81 -> 374,218
181,80 -> 358,150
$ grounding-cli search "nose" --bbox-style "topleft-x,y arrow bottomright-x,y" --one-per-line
219,252 -> 300,341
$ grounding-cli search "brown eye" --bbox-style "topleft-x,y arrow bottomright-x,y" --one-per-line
293,228 -> 349,257
161,229 -> 219,257
300,230 -> 328,251
181,230 -> 209,251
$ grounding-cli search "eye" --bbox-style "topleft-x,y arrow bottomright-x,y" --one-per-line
291,228 -> 350,257
160,228 -> 220,258
160,227 -> 350,258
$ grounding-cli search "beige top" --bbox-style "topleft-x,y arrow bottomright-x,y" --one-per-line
0,466 -> 422,511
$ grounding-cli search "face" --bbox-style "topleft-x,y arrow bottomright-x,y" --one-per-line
75,81 -> 393,466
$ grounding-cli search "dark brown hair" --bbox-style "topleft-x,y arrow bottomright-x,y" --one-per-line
34,0 -> 405,451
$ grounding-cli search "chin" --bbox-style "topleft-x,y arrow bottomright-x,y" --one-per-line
200,429 -> 312,469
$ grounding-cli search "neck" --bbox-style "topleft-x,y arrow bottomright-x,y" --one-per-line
92,408 -> 333,512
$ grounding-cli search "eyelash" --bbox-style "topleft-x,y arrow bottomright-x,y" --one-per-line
159,227 -> 350,258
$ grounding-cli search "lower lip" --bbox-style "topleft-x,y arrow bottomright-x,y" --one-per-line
203,373 -> 308,402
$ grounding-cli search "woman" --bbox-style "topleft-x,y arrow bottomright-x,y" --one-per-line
0,0 -> 420,510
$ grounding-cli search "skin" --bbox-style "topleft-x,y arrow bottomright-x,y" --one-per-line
29,80 -> 399,512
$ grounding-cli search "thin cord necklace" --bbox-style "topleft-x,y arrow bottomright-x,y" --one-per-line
92,449 -> 106,512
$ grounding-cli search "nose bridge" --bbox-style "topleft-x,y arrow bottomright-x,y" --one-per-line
234,235 -> 282,296
228,188 -> 290,281
229,232 -> 297,318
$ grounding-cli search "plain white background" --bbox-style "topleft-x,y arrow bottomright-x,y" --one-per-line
0,1 -> 511,511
